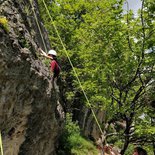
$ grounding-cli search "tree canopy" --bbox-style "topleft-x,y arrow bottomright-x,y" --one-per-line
38,0 -> 155,154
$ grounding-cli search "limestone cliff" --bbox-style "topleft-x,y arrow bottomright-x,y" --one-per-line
0,0 -> 64,154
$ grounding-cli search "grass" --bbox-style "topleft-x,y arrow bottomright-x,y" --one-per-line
57,113 -> 98,155
70,134 -> 98,155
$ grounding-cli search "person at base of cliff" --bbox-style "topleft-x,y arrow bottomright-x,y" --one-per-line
39,48 -> 60,89
103,144 -> 120,155
133,147 -> 147,155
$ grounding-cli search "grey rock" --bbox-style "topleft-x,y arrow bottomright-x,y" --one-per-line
0,0 -> 65,155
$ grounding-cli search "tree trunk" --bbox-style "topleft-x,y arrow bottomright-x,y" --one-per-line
120,118 -> 131,155
120,135 -> 129,155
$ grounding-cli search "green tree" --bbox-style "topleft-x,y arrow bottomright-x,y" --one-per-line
38,0 -> 155,154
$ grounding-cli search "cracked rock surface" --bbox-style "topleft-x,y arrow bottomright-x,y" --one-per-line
0,0 -> 64,154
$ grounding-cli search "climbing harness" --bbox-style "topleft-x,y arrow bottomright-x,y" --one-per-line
30,0 -> 104,136
0,131 -> 3,155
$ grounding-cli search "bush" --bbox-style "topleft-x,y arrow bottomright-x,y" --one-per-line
57,113 -> 98,155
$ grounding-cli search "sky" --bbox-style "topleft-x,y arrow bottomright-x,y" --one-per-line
123,0 -> 142,15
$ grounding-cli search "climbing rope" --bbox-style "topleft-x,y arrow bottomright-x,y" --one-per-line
41,0 -> 104,136
30,0 -> 104,136
0,131 -> 4,155
29,0 -> 48,52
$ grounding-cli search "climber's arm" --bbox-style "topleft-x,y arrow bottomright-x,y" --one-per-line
38,48 -> 53,59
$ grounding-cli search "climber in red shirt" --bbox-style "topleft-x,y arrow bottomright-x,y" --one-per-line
48,49 -> 60,78
39,48 -> 60,88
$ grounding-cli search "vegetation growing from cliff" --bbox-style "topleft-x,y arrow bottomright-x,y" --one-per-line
0,16 -> 9,32
38,0 -> 155,154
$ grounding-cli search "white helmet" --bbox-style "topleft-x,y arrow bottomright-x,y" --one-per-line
48,49 -> 57,56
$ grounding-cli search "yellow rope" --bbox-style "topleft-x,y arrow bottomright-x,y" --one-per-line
41,0 -> 104,135
29,0 -> 48,52
29,0 -> 104,136
0,131 -> 4,155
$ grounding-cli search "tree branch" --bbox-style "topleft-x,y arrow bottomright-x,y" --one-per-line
125,0 -> 135,53
140,0 -> 145,59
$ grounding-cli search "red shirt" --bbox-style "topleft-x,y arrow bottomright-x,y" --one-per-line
50,60 -> 60,78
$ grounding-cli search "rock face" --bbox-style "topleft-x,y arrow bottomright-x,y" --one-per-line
73,102 -> 106,140
0,0 -> 64,155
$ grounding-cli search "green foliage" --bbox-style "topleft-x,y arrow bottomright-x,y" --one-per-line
43,59 -> 51,67
18,38 -> 30,48
66,91 -> 75,102
70,134 -> 98,155
124,144 -> 135,155
0,16 -> 9,32
38,0 -> 155,153
57,113 -> 98,155
24,5 -> 32,16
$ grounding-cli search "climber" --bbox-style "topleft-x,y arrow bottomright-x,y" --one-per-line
39,48 -> 60,88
